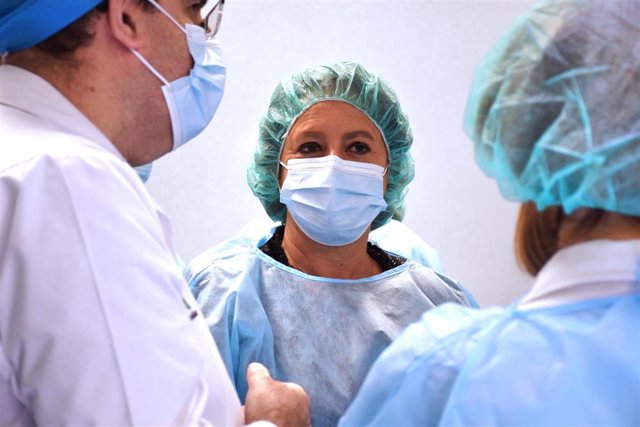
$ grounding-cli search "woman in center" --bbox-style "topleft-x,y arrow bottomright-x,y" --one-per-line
187,61 -> 473,427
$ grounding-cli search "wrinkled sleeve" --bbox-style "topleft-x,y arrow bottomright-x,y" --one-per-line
369,219 -> 443,272
188,243 -> 276,403
434,271 -> 479,308
188,262 -> 235,377
418,267 -> 478,309
0,153 -> 242,425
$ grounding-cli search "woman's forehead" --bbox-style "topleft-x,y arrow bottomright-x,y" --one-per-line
288,101 -> 383,140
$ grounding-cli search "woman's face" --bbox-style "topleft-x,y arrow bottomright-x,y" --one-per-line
279,101 -> 389,187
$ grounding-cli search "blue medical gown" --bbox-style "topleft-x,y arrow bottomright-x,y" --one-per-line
187,236 -> 472,427
340,295 -> 640,426
235,217 -> 444,272
369,219 -> 442,273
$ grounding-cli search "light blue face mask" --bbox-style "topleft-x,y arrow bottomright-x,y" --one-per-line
130,0 -> 226,151
279,155 -> 388,246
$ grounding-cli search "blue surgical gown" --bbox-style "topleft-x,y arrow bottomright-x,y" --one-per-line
235,217 -> 444,272
187,235 -> 473,427
340,240 -> 640,426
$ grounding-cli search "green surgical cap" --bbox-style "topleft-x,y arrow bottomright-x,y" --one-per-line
464,0 -> 640,215
248,61 -> 414,229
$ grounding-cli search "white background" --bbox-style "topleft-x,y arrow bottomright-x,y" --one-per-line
147,0 -> 537,306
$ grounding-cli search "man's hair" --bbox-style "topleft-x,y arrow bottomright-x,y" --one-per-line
35,1 -> 149,60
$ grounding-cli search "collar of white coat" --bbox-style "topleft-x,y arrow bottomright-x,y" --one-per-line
0,64 -> 124,161
519,239 -> 640,310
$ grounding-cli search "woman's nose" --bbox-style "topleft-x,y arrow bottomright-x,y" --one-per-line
326,149 -> 344,159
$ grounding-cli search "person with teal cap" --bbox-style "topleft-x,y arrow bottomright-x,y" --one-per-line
339,1 -> 640,425
187,61 -> 475,427
0,0 -> 309,425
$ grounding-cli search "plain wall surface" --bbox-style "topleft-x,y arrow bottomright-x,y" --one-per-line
147,0 -> 537,307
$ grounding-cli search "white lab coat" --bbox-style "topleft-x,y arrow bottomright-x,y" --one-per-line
0,65 -> 243,426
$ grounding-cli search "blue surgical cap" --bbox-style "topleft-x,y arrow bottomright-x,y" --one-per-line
247,61 -> 415,229
464,0 -> 640,216
0,0 -> 103,52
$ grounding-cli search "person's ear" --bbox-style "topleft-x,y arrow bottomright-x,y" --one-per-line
107,0 -> 150,50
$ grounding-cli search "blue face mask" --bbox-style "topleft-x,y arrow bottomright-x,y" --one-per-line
130,0 -> 226,151
279,155 -> 388,246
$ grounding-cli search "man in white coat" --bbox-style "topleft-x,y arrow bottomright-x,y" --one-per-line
0,0 -> 310,425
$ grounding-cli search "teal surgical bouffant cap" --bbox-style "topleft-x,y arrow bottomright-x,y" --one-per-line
0,0 -> 103,52
248,61 -> 415,230
465,0 -> 640,216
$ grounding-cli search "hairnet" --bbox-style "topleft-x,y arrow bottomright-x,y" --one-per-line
248,61 -> 415,229
0,0 -> 103,52
464,0 -> 640,216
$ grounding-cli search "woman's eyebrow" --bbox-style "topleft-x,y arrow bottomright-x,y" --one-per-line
344,130 -> 375,140
297,131 -> 325,140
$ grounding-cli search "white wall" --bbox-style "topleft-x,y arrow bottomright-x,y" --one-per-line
147,0 -> 537,307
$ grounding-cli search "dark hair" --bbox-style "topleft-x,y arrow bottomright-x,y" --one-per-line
35,1 -> 149,60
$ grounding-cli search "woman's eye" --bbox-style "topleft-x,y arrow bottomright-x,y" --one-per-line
349,142 -> 371,154
297,142 -> 322,154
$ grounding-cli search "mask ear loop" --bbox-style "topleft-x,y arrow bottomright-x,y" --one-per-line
146,0 -> 188,34
130,49 -> 170,85
275,126 -> 294,191
277,160 -> 289,192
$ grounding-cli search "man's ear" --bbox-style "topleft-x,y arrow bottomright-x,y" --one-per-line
107,0 -> 151,50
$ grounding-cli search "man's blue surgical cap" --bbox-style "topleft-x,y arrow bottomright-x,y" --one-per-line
464,0 -> 640,216
248,61 -> 415,229
0,0 -> 103,52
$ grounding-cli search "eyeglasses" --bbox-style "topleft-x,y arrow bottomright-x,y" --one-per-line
201,0 -> 225,38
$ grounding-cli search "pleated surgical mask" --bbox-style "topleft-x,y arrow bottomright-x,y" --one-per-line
130,0 -> 226,151
279,155 -> 388,246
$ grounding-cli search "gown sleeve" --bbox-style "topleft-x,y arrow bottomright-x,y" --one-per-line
188,241 -> 277,402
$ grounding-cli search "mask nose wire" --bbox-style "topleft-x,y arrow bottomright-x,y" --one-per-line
277,156 -> 388,191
